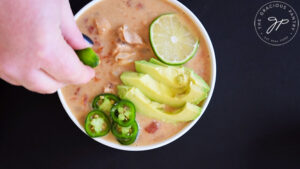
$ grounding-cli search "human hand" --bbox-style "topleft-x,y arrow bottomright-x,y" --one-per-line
0,0 -> 95,94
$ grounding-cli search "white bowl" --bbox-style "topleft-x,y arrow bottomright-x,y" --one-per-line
58,0 -> 216,151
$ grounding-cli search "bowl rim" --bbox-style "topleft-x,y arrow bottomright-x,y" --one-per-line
57,0 -> 217,151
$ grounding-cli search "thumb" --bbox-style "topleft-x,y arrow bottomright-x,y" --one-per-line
60,0 -> 87,50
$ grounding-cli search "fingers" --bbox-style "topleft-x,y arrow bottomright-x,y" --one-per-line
0,64 -> 21,86
48,0 -> 95,84
0,74 -> 20,86
60,0 -> 87,50
41,35 -> 95,84
0,0 -> 94,94
22,69 -> 65,94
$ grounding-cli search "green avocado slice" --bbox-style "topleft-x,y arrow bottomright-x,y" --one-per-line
135,60 -> 190,89
149,58 -> 210,92
120,72 -> 207,107
117,85 -> 202,123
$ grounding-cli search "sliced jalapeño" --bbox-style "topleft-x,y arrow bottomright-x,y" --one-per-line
111,100 -> 136,127
111,121 -> 139,145
85,110 -> 110,137
92,93 -> 120,114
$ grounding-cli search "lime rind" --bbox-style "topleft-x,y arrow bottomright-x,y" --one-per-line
150,13 -> 199,65
75,47 -> 100,68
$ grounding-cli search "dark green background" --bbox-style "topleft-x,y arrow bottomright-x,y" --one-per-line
1,0 -> 300,168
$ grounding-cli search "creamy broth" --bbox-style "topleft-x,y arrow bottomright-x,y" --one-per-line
61,0 -> 211,146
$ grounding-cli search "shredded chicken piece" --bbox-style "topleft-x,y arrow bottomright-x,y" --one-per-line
112,42 -> 133,56
115,52 -> 135,65
112,42 -> 135,65
104,83 -> 114,93
117,25 -> 143,45
94,18 -> 111,35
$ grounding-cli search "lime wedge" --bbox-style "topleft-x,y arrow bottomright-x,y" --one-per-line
150,13 -> 199,65
75,48 -> 100,68
149,13 -> 199,65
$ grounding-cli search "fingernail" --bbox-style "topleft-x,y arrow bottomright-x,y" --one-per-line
83,34 -> 94,46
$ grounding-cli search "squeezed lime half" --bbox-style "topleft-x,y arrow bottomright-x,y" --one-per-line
75,47 -> 100,68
